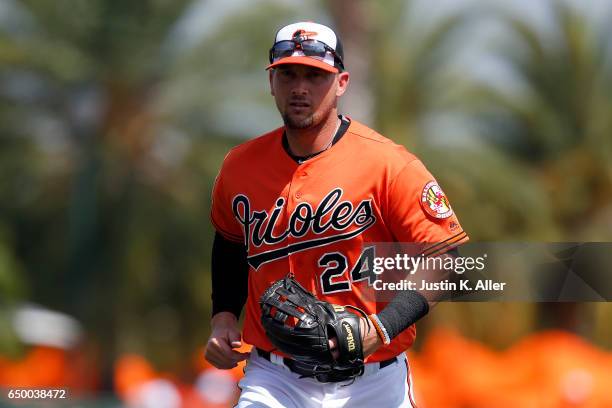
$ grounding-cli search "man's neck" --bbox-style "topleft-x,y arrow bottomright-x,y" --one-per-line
285,111 -> 340,157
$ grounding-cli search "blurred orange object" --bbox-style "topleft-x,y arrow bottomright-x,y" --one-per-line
413,328 -> 524,406
505,330 -> 612,407
114,354 -> 200,408
114,354 -> 158,400
0,346 -> 66,388
409,328 -> 612,408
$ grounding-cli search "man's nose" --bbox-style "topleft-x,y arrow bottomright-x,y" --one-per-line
290,77 -> 308,95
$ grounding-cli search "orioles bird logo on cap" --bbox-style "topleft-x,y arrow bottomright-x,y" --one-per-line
292,29 -> 318,42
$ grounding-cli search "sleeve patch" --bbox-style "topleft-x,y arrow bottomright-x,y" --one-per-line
420,181 -> 453,219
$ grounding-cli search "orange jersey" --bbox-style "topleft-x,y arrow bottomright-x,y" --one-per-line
211,118 -> 468,362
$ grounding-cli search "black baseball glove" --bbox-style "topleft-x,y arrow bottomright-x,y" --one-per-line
259,276 -> 368,383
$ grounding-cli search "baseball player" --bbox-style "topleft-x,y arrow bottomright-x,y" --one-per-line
206,21 -> 468,407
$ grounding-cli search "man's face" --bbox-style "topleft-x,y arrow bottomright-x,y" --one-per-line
269,64 -> 349,129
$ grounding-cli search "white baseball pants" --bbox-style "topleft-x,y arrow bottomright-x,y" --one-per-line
236,349 -> 416,408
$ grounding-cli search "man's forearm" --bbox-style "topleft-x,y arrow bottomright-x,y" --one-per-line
372,248 -> 461,343
374,290 -> 429,343
211,232 -> 249,318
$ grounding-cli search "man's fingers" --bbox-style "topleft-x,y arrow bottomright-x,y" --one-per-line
205,336 -> 246,369
208,357 -> 238,370
206,351 -> 238,369
208,350 -> 246,368
228,328 -> 242,345
229,338 -> 248,361
231,350 -> 249,361
210,337 -> 234,355
329,337 -> 339,360
205,317 -> 244,370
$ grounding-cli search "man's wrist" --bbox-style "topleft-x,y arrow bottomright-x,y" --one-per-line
368,314 -> 391,345
211,311 -> 239,328
361,317 -> 384,356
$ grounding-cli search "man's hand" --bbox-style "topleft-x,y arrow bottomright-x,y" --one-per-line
205,312 -> 249,369
329,316 -> 383,360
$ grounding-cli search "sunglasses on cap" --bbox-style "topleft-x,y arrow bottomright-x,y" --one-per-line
269,39 -> 345,71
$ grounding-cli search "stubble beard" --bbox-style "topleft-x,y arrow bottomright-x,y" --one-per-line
282,111 -> 316,129
282,103 -> 335,130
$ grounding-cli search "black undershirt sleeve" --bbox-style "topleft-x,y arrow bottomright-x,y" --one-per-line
376,288 -> 429,340
211,232 -> 249,319
376,247 -> 460,340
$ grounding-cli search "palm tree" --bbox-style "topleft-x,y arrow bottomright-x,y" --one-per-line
457,0 -> 612,336
0,0 -> 213,385
363,1 -> 558,240
462,0 -> 612,239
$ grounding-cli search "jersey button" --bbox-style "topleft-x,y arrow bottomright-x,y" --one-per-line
295,191 -> 302,199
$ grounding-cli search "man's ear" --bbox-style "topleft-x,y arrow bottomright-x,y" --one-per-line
269,70 -> 275,96
336,71 -> 350,97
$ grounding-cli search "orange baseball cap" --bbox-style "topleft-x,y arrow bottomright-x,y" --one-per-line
267,21 -> 345,73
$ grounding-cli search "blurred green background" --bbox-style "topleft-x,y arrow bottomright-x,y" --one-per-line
1,0 -> 611,404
